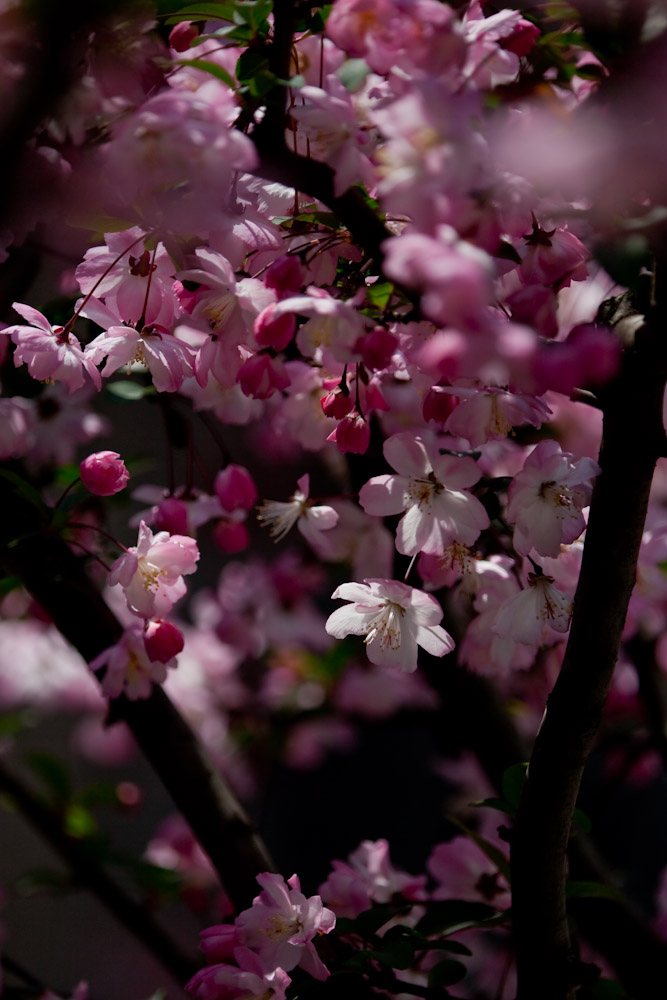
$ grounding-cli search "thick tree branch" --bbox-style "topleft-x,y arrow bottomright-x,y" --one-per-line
510,306 -> 667,998
0,475 -> 276,913
0,758 -> 197,986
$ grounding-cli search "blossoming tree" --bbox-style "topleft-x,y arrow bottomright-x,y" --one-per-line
1,0 -> 667,998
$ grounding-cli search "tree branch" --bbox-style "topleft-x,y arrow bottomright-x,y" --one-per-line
510,304 -> 667,998
0,758 -> 197,986
0,474 -> 276,913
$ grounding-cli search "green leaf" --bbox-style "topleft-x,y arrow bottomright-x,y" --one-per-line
415,900 -> 499,936
573,807 -> 592,833
337,58 -> 370,92
65,804 -> 98,839
0,575 -> 22,597
15,867 -> 72,896
501,762 -> 528,810
366,281 -> 394,310
166,2 -> 237,23
177,58 -> 235,88
344,904 -> 411,938
0,470 -> 48,519
565,880 -> 625,903
27,752 -> 71,804
294,211 -> 340,230
428,959 -> 467,988
106,380 -> 153,401
428,939 -> 472,956
369,938 -> 415,970
585,980 -> 629,999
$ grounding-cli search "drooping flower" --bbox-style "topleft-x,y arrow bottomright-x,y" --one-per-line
326,578 -> 454,671
90,625 -> 176,700
359,432 -> 489,556
4,303 -> 101,393
186,948 -> 291,1000
109,521 -> 199,619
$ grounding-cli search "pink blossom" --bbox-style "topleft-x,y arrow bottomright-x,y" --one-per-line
519,220 -> 589,290
143,619 -> 185,663
428,836 -> 510,908
326,578 -> 454,671
90,625 -> 175,700
257,475 -> 338,552
319,839 -> 427,918
442,385 -> 551,447
264,255 -> 304,298
213,519 -> 250,554
235,873 -> 335,980
214,465 -> 257,513
238,353 -> 290,399
326,0 -> 464,77
170,20 -> 198,51
253,304 -> 296,352
5,302 -> 101,393
84,314 -> 196,393
109,521 -> 199,619
506,440 -> 599,557
186,950 -> 291,1000
75,228 -> 177,328
492,572 -> 572,647
79,451 -> 129,496
328,410 -> 371,454
359,432 -> 489,556
0,397 -> 36,459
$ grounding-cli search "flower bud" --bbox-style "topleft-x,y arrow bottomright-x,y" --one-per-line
169,20 -> 198,52
264,255 -> 304,297
215,464 -> 257,512
321,388 -> 353,419
80,451 -> 129,496
328,411 -> 370,454
154,497 -> 189,536
213,519 -> 249,553
144,619 -> 184,664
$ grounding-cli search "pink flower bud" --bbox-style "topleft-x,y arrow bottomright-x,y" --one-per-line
214,464 -> 257,512
79,451 -> 130,496
144,619 -> 184,664
264,255 -> 304,298
154,497 -> 190,536
238,354 -> 290,399
321,388 -> 354,419
356,328 -> 398,371
169,20 -> 198,52
254,304 -> 296,351
199,924 -> 240,963
328,411 -> 370,454
213,519 -> 250,553
501,17 -> 540,57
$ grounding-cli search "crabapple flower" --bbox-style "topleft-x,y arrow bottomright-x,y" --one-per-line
109,521 -> 199,619
186,949 -> 291,1000
4,302 -> 101,393
79,451 -> 129,496
506,440 -> 600,557
326,578 -> 454,671
257,475 -> 338,550
359,432 -> 489,556
90,626 -> 176,700
492,572 -> 572,646
234,873 -> 335,980
441,384 -> 551,447
319,839 -> 426,918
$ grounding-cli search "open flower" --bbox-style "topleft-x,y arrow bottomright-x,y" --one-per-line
257,475 -> 338,552
4,302 -> 101,393
359,432 -> 489,556
326,578 -> 454,671
90,625 -> 177,700
235,873 -> 335,980
109,521 -> 199,619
